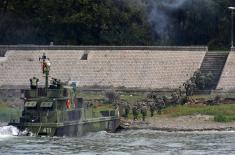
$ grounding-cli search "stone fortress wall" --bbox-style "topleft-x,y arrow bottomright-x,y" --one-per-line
0,46 -> 207,89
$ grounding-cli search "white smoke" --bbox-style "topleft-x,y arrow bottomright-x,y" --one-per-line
125,0 -> 217,43
161,0 -> 188,9
0,126 -> 19,137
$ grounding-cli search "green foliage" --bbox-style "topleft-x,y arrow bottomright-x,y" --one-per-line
0,0 -> 234,48
162,104 -> 235,122
214,113 -> 235,122
0,0 -> 153,45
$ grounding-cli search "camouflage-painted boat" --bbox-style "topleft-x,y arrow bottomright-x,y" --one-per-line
9,53 -> 120,136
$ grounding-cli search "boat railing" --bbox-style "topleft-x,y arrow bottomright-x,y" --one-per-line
24,88 -> 64,98
9,118 -> 20,124
60,108 -> 117,122
100,110 -> 116,117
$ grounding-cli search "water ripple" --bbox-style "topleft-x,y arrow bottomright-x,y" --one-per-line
0,129 -> 235,155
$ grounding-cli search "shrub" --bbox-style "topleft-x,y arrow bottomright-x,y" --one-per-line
214,113 -> 235,122
214,113 -> 228,122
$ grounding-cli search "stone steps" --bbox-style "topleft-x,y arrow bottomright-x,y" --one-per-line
200,51 -> 229,90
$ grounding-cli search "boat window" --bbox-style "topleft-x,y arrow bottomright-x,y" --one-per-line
40,102 -> 53,108
25,101 -> 37,108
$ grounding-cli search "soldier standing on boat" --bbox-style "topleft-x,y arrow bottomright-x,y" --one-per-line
30,77 -> 39,89
51,78 -> 62,89
39,53 -> 51,74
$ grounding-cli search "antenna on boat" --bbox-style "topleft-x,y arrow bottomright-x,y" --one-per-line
39,53 -> 50,95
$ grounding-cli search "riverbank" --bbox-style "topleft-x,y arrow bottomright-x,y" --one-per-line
1,99 -> 235,132
121,114 -> 235,131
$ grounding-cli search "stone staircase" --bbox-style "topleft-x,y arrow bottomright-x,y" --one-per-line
200,51 -> 229,90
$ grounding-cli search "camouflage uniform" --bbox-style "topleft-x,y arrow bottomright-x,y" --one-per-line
194,69 -> 202,82
132,105 -> 139,120
171,92 -> 179,106
177,86 -> 185,97
148,100 -> 156,117
123,102 -> 130,118
205,71 -> 214,88
155,97 -> 165,114
183,80 -> 195,96
140,103 -> 147,121
197,75 -> 206,90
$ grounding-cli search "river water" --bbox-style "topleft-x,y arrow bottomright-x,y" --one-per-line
0,126 -> 235,155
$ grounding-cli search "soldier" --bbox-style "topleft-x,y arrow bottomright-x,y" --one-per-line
51,78 -> 57,88
50,78 -> 60,89
197,75 -> 206,90
205,71 -> 214,88
183,81 -> 189,96
116,101 -> 124,117
132,105 -> 139,121
177,86 -> 185,97
136,101 -> 142,110
140,103 -> 147,121
212,95 -> 222,105
39,53 -> 50,74
123,102 -> 130,118
146,92 -> 153,99
151,92 -> 158,100
148,100 -> 155,117
30,77 -> 39,89
193,69 -> 201,83
190,76 -> 196,85
156,97 -> 165,114
178,95 -> 188,105
171,92 -> 179,106
183,80 -> 195,96
57,79 -> 61,88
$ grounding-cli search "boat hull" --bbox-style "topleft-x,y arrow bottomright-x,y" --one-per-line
9,117 -> 120,137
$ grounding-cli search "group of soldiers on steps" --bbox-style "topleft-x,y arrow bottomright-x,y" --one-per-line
183,69 -> 214,96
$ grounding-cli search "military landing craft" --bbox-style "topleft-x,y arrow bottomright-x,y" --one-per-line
9,53 -> 120,136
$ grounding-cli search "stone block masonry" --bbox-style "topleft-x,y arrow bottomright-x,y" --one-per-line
217,51 -> 235,91
0,46 -> 207,89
